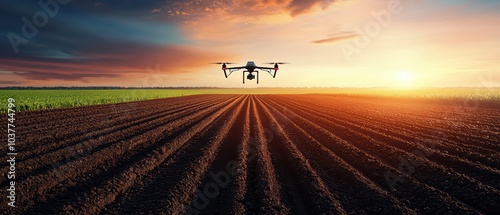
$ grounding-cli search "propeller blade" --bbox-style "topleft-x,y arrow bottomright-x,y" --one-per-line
264,62 -> 290,65
211,62 -> 236,65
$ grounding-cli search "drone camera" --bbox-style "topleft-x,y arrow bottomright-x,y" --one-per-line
247,73 -> 255,80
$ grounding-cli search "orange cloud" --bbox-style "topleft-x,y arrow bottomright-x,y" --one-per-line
312,32 -> 359,44
0,44 -> 235,81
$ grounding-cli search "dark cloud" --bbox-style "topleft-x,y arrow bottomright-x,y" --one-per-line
12,71 -> 118,81
0,40 -> 231,81
0,0 -> 336,84
312,32 -> 359,44
288,0 -> 332,16
14,71 -> 121,81
163,0 -> 338,21
0,80 -> 25,85
0,0 -> 232,82
50,0 -> 167,19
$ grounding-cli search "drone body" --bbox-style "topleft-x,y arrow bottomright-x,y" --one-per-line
215,61 -> 288,84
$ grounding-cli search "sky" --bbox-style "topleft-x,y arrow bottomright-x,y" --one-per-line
1,0 -> 499,88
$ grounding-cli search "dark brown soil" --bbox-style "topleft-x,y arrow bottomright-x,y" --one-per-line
1,94 -> 499,214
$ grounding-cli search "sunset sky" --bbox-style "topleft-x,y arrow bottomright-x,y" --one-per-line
1,0 -> 499,88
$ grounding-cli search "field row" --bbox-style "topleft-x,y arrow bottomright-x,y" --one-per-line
1,94 -> 498,214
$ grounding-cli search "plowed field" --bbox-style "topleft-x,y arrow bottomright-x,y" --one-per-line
1,94 -> 499,214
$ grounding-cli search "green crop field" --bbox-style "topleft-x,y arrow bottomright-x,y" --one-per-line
0,89 -> 207,112
1,88 -> 499,112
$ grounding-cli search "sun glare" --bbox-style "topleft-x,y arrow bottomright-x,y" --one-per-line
397,71 -> 412,84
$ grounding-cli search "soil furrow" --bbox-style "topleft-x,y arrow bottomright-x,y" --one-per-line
59,95 -> 244,214
271,96 -> 500,189
246,95 -> 289,214
0,96 -> 225,187
2,94 -> 498,215
269,96 -> 499,213
263,96 -> 480,214
258,96 -> 415,214
255,96 -> 346,214
4,95 -> 240,214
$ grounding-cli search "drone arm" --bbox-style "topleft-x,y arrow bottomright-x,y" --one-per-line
256,66 -> 278,78
257,68 -> 277,78
226,66 -> 246,70
223,66 -> 246,78
224,68 -> 239,78
256,66 -> 274,70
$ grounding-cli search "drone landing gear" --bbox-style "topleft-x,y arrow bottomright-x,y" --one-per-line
242,71 -> 259,84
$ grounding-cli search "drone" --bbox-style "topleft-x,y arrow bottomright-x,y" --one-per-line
213,61 -> 289,84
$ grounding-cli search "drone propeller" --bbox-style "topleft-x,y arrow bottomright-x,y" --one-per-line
212,62 -> 236,65
264,62 -> 290,65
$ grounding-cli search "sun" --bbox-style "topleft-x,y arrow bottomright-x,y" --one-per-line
397,71 -> 412,84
